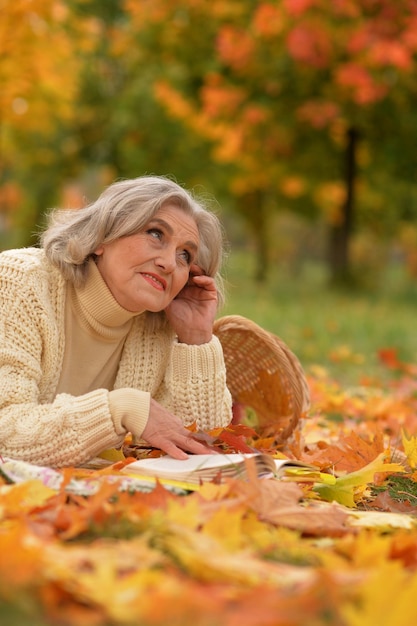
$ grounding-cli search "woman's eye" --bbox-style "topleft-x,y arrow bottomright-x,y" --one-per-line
147,228 -> 163,240
178,250 -> 192,264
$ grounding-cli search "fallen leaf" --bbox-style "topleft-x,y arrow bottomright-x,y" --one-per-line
340,560 -> 417,626
402,429 -> 417,469
313,452 -> 405,507
229,463 -> 350,536
0,480 -> 56,518
348,510 -> 416,531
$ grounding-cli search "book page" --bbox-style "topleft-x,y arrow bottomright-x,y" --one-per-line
126,453 -> 261,477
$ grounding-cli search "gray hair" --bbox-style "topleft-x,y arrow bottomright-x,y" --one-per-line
41,176 -> 227,316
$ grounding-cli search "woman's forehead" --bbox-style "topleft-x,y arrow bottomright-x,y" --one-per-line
150,205 -> 199,243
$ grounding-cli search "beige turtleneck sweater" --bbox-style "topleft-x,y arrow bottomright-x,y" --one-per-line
57,260 -> 136,396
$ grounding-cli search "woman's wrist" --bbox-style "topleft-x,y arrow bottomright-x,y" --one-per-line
176,330 -> 212,345
108,388 -> 150,436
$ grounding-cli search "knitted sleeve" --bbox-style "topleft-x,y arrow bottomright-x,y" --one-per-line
154,335 -> 233,431
0,255 -> 124,468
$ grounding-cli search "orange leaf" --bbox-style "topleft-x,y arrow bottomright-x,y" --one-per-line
0,520 -> 45,591
0,480 -> 56,517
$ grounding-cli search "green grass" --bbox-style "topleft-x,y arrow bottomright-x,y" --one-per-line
220,250 -> 417,386
0,600 -> 49,626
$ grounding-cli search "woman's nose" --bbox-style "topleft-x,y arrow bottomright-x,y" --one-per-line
156,248 -> 176,273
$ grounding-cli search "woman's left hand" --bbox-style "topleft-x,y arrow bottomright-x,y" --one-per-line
164,264 -> 218,344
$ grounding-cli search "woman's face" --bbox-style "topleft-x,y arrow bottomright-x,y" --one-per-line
94,204 -> 200,312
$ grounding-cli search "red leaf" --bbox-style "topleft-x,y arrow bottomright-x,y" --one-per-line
216,428 -> 258,453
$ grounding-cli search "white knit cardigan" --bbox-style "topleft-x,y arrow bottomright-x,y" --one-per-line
0,248 -> 232,467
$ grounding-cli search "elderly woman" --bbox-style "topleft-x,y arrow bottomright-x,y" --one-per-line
0,176 -> 233,467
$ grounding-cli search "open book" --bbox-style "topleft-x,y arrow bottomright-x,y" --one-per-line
121,453 -> 321,488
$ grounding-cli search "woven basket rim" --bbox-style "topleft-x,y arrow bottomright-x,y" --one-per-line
213,314 -> 310,441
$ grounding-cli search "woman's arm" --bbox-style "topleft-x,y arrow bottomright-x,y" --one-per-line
161,265 -> 233,428
0,263 -> 123,467
155,336 -> 233,431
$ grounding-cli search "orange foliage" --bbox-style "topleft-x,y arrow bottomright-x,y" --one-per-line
286,22 -> 332,68
253,3 -> 285,38
136,0 -> 417,202
2,355 -> 417,624
296,100 -> 341,128
200,75 -> 246,118
0,0 -> 82,132
336,62 -> 388,104
217,26 -> 255,71
284,0 -> 317,17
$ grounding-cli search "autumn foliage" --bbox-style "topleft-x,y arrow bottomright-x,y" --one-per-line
3,352 -> 417,625
4,0 -> 417,262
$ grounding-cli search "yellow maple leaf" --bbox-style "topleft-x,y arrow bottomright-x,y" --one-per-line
98,447 -> 125,462
0,480 -> 56,518
203,507 -> 247,551
160,521 -> 312,586
401,429 -> 417,469
334,529 -> 393,569
313,452 -> 405,507
341,561 -> 417,626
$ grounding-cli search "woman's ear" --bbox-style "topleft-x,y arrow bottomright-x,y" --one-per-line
94,245 -> 104,256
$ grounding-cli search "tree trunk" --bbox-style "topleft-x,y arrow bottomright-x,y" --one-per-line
328,126 -> 359,286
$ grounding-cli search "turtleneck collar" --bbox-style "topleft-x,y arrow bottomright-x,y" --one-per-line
72,259 -> 141,335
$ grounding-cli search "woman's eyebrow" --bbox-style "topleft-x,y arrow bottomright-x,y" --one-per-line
150,218 -> 198,251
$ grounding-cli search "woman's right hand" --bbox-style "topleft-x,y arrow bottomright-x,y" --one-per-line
141,398 -> 215,460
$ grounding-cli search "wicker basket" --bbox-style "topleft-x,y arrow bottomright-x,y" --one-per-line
213,315 -> 310,443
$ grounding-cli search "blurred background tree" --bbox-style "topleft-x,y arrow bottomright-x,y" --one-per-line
125,0 -> 417,284
2,0 -> 417,287
0,0 -> 86,246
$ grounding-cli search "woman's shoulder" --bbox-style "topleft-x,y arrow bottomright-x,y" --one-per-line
0,247 -> 61,284
1,247 -> 49,270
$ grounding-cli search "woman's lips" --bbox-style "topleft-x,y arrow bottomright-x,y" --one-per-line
141,272 -> 166,291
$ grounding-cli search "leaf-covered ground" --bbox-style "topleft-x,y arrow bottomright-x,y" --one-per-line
2,354 -> 417,626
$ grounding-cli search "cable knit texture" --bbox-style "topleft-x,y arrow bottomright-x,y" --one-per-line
0,248 -> 232,467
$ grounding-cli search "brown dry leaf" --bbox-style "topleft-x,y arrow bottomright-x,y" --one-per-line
298,429 -> 387,474
370,490 -> 416,513
229,461 -> 350,536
